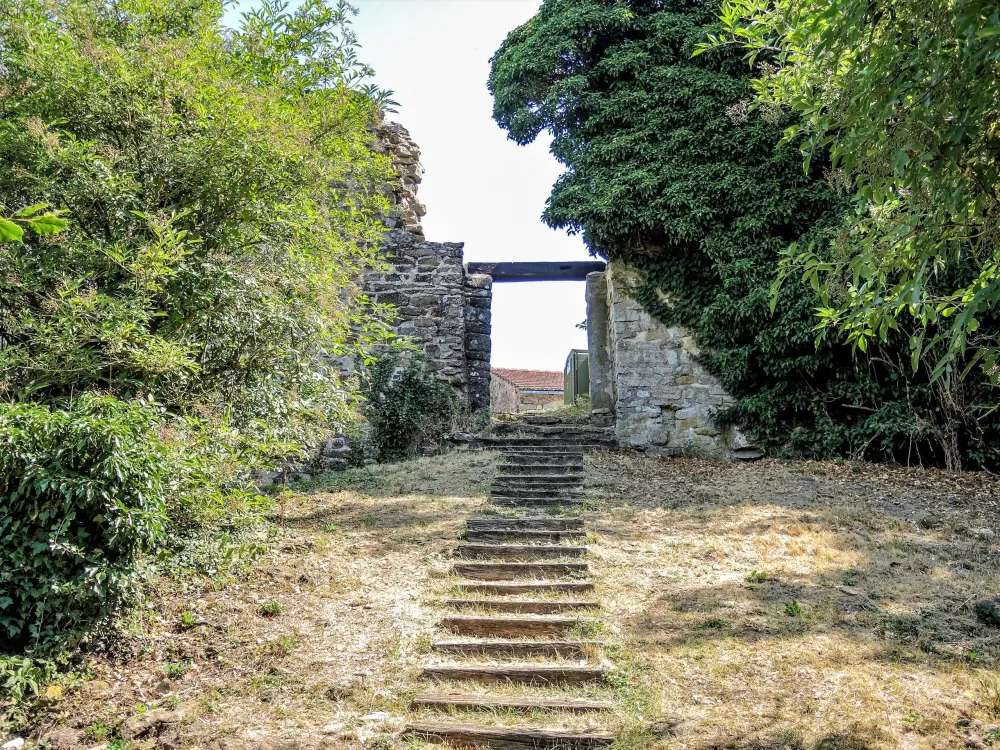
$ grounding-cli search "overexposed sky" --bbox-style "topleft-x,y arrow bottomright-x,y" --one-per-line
228,0 -> 591,371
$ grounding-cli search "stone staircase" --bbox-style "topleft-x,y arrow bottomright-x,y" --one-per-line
404,418 -> 617,749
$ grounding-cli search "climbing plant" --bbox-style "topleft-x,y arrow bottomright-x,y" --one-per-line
362,355 -> 460,463
489,0 -> 1000,468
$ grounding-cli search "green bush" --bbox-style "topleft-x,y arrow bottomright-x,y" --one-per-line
362,355 -> 459,463
0,396 -> 169,653
0,0 -> 399,656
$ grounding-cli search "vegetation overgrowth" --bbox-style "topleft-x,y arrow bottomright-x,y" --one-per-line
0,0 -> 396,667
489,0 -> 1000,469
708,0 -> 1000,379
362,354 -> 460,463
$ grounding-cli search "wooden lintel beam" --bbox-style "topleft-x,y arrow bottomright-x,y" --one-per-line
465,261 -> 606,282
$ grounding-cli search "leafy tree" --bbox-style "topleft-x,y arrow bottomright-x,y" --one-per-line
708,0 -> 1000,380
489,0 -> 1000,468
0,205 -> 67,245
0,0 -> 399,654
0,0 -> 395,456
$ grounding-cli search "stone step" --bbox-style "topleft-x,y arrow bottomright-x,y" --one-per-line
464,529 -> 586,544
412,693 -> 612,713
431,640 -> 601,658
456,582 -> 595,595
495,464 -> 585,476
404,723 -> 615,749
490,487 -> 580,498
491,424 -> 615,438
491,490 -> 584,499
489,496 -> 585,508
479,438 -> 615,450
453,562 -> 588,581
502,453 -> 585,465
422,665 -> 604,685
445,599 -> 599,614
454,544 -> 586,561
440,616 -> 586,637
493,474 -> 583,485
467,517 -> 585,531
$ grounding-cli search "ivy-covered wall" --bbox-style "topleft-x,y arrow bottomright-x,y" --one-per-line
604,264 -> 739,455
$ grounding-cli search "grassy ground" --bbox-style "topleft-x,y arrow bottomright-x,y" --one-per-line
9,450 -> 1000,750
588,453 -> 1000,750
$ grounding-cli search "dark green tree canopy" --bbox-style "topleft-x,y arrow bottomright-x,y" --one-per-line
489,0 -> 834,263
489,0 -> 1000,469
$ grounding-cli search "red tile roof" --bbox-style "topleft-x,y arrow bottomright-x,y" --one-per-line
492,368 -> 564,391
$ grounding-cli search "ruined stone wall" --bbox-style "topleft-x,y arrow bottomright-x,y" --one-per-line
520,392 -> 564,413
365,230 -> 468,389
362,122 -> 492,409
605,263 -> 738,456
372,120 -> 426,236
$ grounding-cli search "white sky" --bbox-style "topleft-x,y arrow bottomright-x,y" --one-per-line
227,0 -> 592,372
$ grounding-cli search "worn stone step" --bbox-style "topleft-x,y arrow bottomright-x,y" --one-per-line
445,599 -> 599,614
431,640 -> 601,658
464,529 -> 586,544
454,544 -> 586,561
492,423 -> 615,437
467,517 -> 585,531
457,581 -> 594,595
422,664 -> 604,685
498,465 -> 585,476
490,496 -> 585,508
502,453 -> 585,465
490,487 -> 580,498
494,474 -> 583,485
412,693 -> 612,713
453,562 -> 588,581
404,723 -> 615,749
479,438 -> 615,450
440,616 -> 585,637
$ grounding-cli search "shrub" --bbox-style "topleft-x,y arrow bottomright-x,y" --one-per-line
0,396 -> 169,653
362,355 -> 459,463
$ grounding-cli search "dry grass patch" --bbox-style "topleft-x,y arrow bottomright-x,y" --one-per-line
18,452 -> 498,750
588,452 -> 1000,750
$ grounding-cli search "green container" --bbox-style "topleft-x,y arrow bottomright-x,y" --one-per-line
564,349 -> 590,405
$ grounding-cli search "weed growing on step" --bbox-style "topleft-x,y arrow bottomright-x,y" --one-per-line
572,619 -> 605,638
178,611 -> 197,630
747,569 -> 772,583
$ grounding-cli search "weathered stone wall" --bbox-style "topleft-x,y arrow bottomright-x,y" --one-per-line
464,274 -> 493,411
605,263 -> 737,455
372,120 -> 426,236
520,392 -> 564,413
490,373 -> 519,415
362,122 -> 492,410
365,230 -> 468,389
